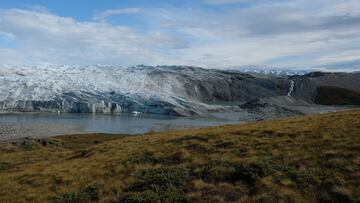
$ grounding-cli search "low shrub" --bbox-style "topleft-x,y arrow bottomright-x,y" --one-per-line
128,151 -> 185,165
129,166 -> 188,192
196,161 -> 236,183
119,188 -> 188,203
128,151 -> 159,164
53,183 -> 100,203
170,135 -> 210,144
213,141 -> 234,149
119,190 -> 160,203
121,166 -> 190,202
196,157 -> 279,185
185,143 -> 209,153
0,162 -> 10,171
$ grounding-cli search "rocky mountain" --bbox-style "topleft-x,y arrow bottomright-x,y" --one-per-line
228,66 -> 309,76
0,65 -> 359,116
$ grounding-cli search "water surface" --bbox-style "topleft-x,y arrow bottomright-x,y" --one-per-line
0,112 -> 253,137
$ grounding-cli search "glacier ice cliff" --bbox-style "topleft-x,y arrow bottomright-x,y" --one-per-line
0,64 -> 293,116
1,64 -> 359,116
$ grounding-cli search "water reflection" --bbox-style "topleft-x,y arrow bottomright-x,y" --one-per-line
0,112 -> 249,135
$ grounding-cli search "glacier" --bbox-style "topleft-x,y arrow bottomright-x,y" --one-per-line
0,65 -> 247,116
1,64 -> 360,117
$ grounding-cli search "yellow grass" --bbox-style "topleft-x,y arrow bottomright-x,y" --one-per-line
1,109 -> 360,202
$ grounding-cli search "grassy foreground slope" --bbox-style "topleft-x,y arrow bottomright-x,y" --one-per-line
1,110 -> 360,202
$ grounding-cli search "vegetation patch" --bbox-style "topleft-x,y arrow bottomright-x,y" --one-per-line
120,166 -> 190,202
195,161 -> 237,183
9,138 -> 65,151
231,156 -> 329,187
128,150 -> 159,164
170,135 -> 211,144
53,183 -> 100,203
119,188 -> 188,203
185,143 -> 210,153
69,150 -> 95,159
128,151 -> 186,165
128,166 -> 189,192
159,152 -> 187,165
213,141 -> 234,148
0,162 -> 10,171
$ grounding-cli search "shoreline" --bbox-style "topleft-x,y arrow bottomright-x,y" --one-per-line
1,107 -> 359,142
0,123 -> 86,142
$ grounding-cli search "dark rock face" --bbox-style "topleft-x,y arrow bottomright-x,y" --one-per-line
290,72 -> 360,102
314,86 -> 360,105
144,67 -> 289,104
237,72 -> 360,118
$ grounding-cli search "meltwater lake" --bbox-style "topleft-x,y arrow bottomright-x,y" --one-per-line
0,112 -> 256,140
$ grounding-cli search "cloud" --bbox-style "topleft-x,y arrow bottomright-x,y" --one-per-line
0,31 -> 15,40
93,8 -> 143,22
316,53 -> 360,64
147,0 -> 360,70
315,59 -> 360,72
0,9 -> 187,65
0,0 -> 359,71
0,48 -> 27,64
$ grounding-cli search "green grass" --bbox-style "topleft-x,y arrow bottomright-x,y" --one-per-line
0,109 -> 360,202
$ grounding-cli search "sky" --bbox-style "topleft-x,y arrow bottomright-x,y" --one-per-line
0,0 -> 359,71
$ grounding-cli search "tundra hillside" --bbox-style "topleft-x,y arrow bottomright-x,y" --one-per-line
0,109 -> 360,202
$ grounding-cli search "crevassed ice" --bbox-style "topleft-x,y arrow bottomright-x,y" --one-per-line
0,64 -> 179,102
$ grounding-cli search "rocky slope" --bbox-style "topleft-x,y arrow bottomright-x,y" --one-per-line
314,86 -> 360,105
290,72 -> 360,102
0,65 -> 359,116
238,72 -> 360,118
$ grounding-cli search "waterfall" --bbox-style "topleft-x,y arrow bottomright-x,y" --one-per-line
287,80 -> 295,96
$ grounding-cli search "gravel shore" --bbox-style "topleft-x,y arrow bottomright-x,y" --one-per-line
0,123 -> 85,141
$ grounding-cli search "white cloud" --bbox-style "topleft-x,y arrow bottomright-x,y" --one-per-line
0,31 -> 15,39
0,0 -> 359,71
144,0 -> 360,70
316,53 -> 360,64
93,8 -> 143,22
0,9 -> 186,65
